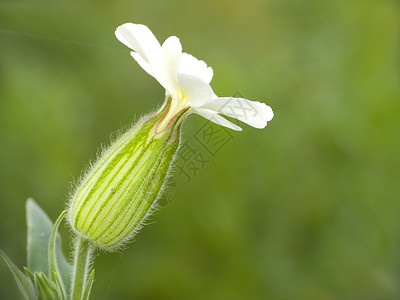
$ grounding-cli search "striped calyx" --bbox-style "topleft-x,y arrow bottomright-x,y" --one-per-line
69,98 -> 188,250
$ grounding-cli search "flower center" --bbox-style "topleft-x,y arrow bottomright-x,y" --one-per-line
155,93 -> 189,133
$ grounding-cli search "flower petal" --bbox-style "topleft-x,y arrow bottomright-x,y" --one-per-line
130,51 -> 153,76
178,73 -> 214,107
179,53 -> 213,84
156,36 -> 182,95
115,23 -> 161,63
194,108 -> 242,131
201,97 -> 273,129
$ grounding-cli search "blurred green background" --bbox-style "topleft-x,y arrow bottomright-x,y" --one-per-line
1,0 -> 399,299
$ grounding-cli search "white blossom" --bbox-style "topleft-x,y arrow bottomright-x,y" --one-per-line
115,23 -> 273,131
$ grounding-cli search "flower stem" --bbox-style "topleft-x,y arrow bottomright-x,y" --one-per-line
71,236 -> 94,300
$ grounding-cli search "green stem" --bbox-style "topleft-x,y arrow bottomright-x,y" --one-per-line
71,236 -> 94,300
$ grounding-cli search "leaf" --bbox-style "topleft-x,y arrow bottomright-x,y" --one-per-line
0,249 -> 37,300
52,271 -> 66,300
35,273 -> 58,300
24,267 -> 36,284
49,210 -> 68,300
82,269 -> 95,300
55,235 -> 73,296
26,198 -> 52,276
26,199 -> 72,295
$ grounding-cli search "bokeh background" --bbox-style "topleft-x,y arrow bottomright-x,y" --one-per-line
1,0 -> 399,299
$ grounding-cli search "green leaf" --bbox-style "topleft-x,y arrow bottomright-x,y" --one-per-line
26,199 -> 72,295
26,198 -> 52,276
82,269 -> 95,300
0,249 -> 37,300
49,210 -> 68,300
35,273 -> 58,300
24,267 -> 36,284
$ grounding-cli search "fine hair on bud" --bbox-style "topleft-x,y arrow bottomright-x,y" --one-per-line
67,98 -> 189,251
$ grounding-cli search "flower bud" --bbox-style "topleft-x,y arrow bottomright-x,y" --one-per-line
69,98 -> 188,250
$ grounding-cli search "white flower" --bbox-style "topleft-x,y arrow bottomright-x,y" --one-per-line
115,23 -> 273,131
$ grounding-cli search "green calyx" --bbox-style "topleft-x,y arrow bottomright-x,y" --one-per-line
69,97 -> 189,250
